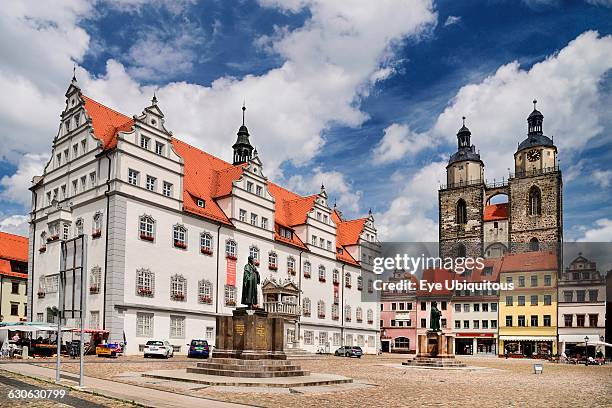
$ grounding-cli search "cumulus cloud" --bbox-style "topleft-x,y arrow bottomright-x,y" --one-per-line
375,161 -> 446,241
444,16 -> 461,26
285,167 -> 362,213
590,169 -> 612,188
0,0 -> 437,215
0,214 -> 29,236
372,123 -> 431,164
576,218 -> 612,242
0,154 -> 48,207
430,31 -> 612,180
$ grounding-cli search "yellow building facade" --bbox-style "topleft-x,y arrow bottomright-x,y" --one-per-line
498,252 -> 558,357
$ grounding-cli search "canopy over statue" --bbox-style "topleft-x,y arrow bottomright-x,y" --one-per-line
430,301 -> 441,332
241,256 -> 260,308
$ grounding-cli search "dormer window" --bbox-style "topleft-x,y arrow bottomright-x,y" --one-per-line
140,136 -> 150,150
196,199 -> 205,208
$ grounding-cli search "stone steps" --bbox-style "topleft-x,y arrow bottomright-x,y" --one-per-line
284,349 -> 321,360
403,358 -> 467,368
197,362 -> 302,372
207,358 -> 293,366
186,366 -> 311,378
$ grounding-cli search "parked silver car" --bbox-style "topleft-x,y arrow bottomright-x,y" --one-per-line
143,340 -> 174,358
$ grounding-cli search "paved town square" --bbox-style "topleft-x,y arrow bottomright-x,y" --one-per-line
1,354 -> 608,407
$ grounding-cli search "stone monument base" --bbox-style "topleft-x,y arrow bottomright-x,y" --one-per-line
194,307 -> 309,378
403,331 -> 466,368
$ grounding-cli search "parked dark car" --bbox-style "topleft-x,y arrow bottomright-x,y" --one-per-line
187,339 -> 210,358
334,346 -> 363,358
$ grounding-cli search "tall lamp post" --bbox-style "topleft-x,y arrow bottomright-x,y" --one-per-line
584,336 -> 589,366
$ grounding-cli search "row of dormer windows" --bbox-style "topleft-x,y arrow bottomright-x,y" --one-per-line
128,169 -> 173,198
315,211 -> 329,224
45,172 -> 96,206
311,234 -> 332,250
140,135 -> 165,156
63,113 -> 82,135
238,209 -> 268,230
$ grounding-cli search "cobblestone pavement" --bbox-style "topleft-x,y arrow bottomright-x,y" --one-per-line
29,354 -> 612,407
0,370 -> 136,408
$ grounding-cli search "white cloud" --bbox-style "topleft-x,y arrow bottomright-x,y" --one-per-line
285,167 -> 362,213
0,0 -> 437,216
590,169 -> 612,188
372,123 -> 431,164
576,218 -> 612,242
375,161 -> 446,241
0,154 -> 48,207
444,16 -> 461,26
0,214 -> 29,236
430,31 -> 612,180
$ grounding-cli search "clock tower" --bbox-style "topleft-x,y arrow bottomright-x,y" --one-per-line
508,101 -> 562,252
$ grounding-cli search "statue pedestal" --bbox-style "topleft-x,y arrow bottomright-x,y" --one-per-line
416,331 -> 455,358
405,331 -> 466,368
213,307 -> 286,360
188,308 -> 311,378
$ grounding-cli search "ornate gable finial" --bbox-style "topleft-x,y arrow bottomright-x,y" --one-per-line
72,64 -> 77,85
152,92 -> 158,105
242,100 -> 246,126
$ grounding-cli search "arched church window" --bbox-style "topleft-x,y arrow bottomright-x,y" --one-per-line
529,237 -> 539,252
457,243 -> 466,258
456,199 -> 467,225
528,186 -> 541,216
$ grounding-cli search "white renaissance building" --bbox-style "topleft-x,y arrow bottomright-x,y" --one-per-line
27,78 -> 380,355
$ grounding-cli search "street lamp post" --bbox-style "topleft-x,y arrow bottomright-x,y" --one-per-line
584,336 -> 589,366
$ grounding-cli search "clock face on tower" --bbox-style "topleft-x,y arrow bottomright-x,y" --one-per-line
527,150 -> 541,162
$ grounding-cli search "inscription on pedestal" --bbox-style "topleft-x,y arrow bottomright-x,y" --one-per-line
255,323 -> 268,349
235,323 -> 245,336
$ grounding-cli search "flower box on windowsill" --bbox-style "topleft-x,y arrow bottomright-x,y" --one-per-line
367,320 -> 373,324
334,298 -> 339,305
225,300 -> 236,307
268,264 -> 278,271
89,286 -> 99,294
137,288 -> 153,297
37,291 -> 45,299
303,312 -> 311,317
304,273 -> 311,279
47,235 -> 60,243
345,284 -> 352,289
253,260 -> 260,266
357,319 -> 363,323
200,248 -> 213,255
345,317 -> 352,322
333,280 -> 339,286
368,289 -> 373,294
39,247 -> 47,253
140,234 -> 154,242
319,277 -> 326,283
171,293 -> 185,301
288,268 -> 295,275
318,314 -> 326,319
199,296 -> 213,304
91,230 -> 102,239
332,316 -> 339,321
357,286 -> 363,291
226,255 -> 237,261
174,241 -> 187,249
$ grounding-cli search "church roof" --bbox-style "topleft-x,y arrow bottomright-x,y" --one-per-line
447,146 -> 482,166
483,203 -> 508,221
78,94 -> 364,264
517,133 -> 554,152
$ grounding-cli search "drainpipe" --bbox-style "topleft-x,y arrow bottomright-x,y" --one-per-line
102,151 -> 112,330
341,264 -> 345,344
29,189 -> 39,322
215,224 -> 222,315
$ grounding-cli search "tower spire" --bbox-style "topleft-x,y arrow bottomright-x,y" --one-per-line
232,101 -> 254,165
242,100 -> 246,126
152,92 -> 158,105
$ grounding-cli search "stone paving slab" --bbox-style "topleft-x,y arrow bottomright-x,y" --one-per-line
143,369 -> 353,388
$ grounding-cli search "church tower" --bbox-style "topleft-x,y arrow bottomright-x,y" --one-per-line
439,118 -> 485,259
508,101 -> 562,252
232,104 -> 254,165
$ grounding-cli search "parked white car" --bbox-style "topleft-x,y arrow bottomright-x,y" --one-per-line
143,340 -> 174,359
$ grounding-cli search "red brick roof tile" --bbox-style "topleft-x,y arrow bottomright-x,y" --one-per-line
483,203 -> 508,221
500,251 -> 558,272
0,231 -> 28,262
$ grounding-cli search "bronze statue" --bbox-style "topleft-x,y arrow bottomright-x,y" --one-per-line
241,256 -> 260,309
430,301 -> 441,332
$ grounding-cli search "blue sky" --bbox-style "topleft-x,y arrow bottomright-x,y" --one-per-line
0,0 -> 611,242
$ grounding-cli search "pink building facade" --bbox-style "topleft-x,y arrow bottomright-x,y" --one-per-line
379,272 -> 417,353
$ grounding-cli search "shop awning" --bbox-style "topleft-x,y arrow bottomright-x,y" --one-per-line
559,334 -> 602,343
499,336 -> 556,341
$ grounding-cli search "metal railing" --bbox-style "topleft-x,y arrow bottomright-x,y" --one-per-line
439,179 -> 484,190
510,166 -> 559,179
263,301 -> 299,315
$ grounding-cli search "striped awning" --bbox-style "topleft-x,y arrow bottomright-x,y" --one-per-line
499,336 -> 556,341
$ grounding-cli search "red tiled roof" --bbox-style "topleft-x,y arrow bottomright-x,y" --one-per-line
466,257 -> 502,283
483,203 -> 508,221
82,95 -> 133,150
0,231 -> 28,262
80,94 -> 364,264
0,259 -> 27,279
417,268 -> 456,297
500,251 -> 558,272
